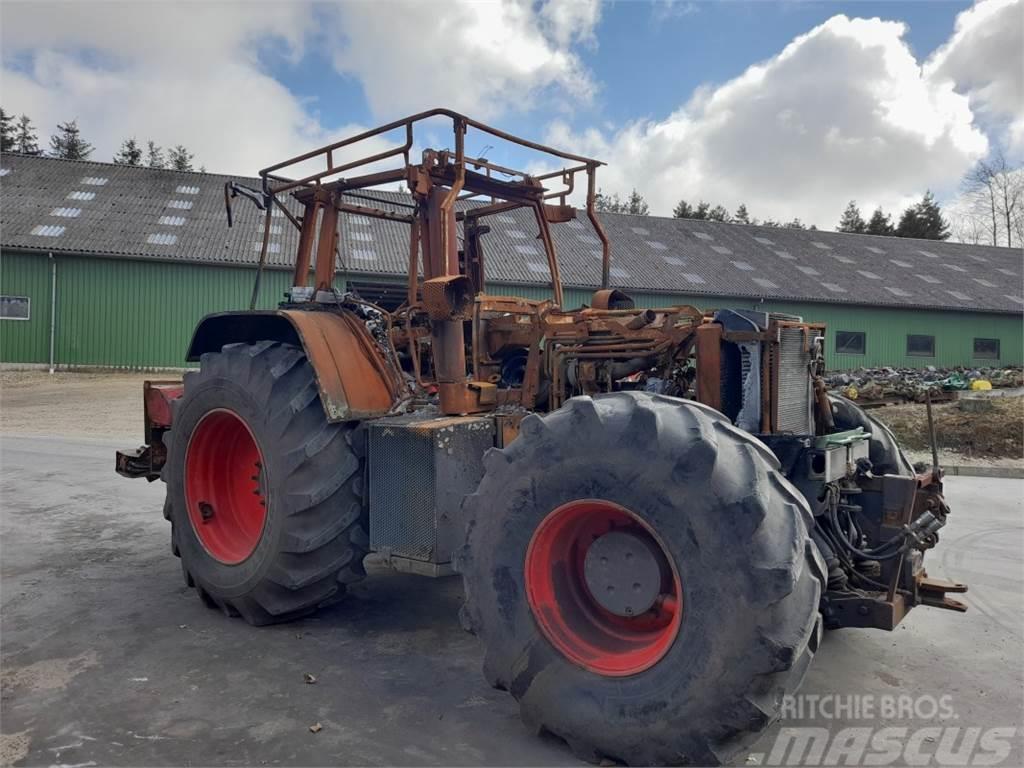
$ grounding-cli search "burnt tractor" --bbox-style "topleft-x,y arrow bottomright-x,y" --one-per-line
117,110 -> 966,765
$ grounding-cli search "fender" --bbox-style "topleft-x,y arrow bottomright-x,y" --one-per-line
187,309 -> 400,422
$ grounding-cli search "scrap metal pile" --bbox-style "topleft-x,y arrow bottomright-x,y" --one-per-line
825,365 -> 1023,404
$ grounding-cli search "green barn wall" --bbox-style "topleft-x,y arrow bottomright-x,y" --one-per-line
1,250 -> 1020,370
0,251 -> 51,363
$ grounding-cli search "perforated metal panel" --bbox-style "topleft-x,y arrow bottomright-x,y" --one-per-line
777,327 -> 814,434
368,416 -> 494,564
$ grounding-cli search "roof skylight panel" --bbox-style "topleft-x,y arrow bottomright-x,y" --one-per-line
30,224 -> 65,237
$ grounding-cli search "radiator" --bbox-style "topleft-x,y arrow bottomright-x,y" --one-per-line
777,327 -> 814,434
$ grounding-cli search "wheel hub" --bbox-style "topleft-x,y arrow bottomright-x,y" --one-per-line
524,499 -> 683,677
584,530 -> 663,617
184,409 -> 268,565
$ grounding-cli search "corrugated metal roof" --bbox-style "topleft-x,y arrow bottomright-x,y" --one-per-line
2,152 -> 1022,313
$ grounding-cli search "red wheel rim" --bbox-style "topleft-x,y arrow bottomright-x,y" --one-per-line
524,499 -> 683,677
185,409 -> 268,564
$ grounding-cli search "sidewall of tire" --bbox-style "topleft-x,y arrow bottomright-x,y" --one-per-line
166,377 -> 287,597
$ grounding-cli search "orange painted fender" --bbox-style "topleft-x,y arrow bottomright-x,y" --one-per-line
187,309 -> 400,422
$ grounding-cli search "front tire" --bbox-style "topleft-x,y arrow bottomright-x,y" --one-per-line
163,341 -> 368,625
459,392 -> 824,765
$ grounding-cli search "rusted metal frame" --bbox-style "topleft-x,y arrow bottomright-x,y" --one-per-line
250,203 -> 274,310
334,201 -> 414,224
531,200 -> 564,308
439,118 -> 467,275
272,195 -> 302,232
586,165 -> 611,289
289,168 -> 408,202
262,122 -> 414,196
428,164 -> 544,203
458,200 -> 521,221
407,215 -> 422,307
262,109 -> 599,198
292,199 -> 320,288
695,323 -> 723,410
343,190 -> 417,210
314,194 -> 340,292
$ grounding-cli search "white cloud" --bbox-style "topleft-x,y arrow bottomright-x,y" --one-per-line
0,0 -> 600,175
0,2 -> 329,175
327,0 -> 599,121
925,0 -> 1024,153
546,14 -> 989,228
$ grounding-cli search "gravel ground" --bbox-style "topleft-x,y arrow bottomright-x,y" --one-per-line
0,371 -> 160,441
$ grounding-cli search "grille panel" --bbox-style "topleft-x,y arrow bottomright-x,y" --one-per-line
368,416 -> 494,563
777,328 -> 814,434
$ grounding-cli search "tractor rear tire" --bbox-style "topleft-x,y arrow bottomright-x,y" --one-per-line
459,392 -> 824,766
829,394 -> 915,476
162,341 -> 368,625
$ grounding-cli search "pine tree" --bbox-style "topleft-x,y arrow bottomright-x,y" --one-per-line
625,188 -> 649,216
896,191 -> 950,240
672,199 -> 694,218
113,138 -> 143,165
837,200 -> 867,233
15,115 -> 40,154
707,205 -> 730,222
733,203 -> 751,224
595,189 -> 623,213
785,218 -> 807,230
167,145 -> 195,171
49,120 -> 93,160
146,141 -> 165,169
0,108 -> 15,152
866,207 -> 894,236
693,201 -> 711,220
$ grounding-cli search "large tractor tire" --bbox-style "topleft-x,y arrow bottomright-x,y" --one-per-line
459,392 -> 824,766
829,394 -> 915,476
162,341 -> 368,625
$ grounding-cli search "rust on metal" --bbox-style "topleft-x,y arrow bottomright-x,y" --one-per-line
281,309 -> 400,421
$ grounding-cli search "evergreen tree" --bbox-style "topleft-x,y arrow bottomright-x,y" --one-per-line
707,205 -> 730,222
625,188 -> 649,216
113,137 -> 143,165
733,203 -> 751,224
761,219 -> 781,228
672,199 -> 694,218
693,201 -> 711,220
785,218 -> 807,230
49,120 -> 93,160
146,141 -> 165,169
15,115 -> 40,154
167,144 -> 195,171
837,200 -> 867,233
0,108 -> 14,152
866,207 -> 894,236
895,191 -> 950,240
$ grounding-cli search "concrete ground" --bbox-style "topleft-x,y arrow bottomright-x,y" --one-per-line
1,372 -> 1022,766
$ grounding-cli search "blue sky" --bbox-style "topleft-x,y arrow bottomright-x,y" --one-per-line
2,0 -> 1019,231
269,1 -> 971,153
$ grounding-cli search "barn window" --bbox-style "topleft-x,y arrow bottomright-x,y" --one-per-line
835,331 -> 865,355
907,335 -> 935,357
0,295 -> 30,320
973,338 -> 1000,360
